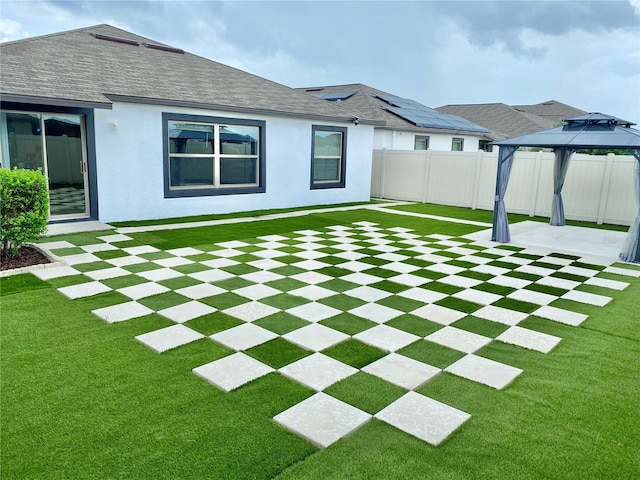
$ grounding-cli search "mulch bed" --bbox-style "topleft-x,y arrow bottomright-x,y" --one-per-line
1,246 -> 51,271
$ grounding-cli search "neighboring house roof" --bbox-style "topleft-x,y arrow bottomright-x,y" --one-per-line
0,24 -> 377,124
511,100 -> 586,124
297,84 -> 490,137
435,103 -> 557,141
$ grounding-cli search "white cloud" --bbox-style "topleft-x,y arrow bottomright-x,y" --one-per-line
0,18 -> 28,42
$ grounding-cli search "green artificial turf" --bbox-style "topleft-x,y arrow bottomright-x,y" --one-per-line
3,206 -> 640,479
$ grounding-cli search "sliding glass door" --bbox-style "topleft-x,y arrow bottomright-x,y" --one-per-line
0,110 -> 89,219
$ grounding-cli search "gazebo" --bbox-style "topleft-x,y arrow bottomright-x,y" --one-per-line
491,113 -> 640,263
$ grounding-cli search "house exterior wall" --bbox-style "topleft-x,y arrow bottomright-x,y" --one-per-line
371,149 -> 637,226
93,102 -> 374,222
373,129 -> 481,151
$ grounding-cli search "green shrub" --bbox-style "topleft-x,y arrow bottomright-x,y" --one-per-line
0,168 -> 49,258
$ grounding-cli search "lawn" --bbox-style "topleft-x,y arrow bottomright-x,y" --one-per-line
2,205 -> 639,479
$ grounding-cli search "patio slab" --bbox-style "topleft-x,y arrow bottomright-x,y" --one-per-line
274,392 -> 371,448
362,353 -> 441,390
375,392 -> 470,446
445,354 -> 523,389
193,353 -> 274,392
136,324 -> 205,353
279,353 -> 358,391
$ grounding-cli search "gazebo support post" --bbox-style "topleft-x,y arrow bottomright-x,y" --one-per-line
550,147 -> 575,226
619,151 -> 640,263
491,146 -> 517,242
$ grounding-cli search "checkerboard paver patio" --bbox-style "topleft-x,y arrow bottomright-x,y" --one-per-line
41,220 -> 637,448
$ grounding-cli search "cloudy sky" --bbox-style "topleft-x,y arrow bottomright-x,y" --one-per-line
2,0 -> 639,122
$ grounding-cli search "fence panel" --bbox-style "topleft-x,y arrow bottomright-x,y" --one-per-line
371,149 -> 636,226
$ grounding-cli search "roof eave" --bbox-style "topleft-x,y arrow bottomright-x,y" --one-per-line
0,93 -> 113,110
104,94 -> 384,125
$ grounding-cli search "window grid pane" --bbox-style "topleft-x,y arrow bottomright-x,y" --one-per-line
312,128 -> 345,187
167,121 -> 260,190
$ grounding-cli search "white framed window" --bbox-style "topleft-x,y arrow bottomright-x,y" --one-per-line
452,137 -> 464,151
311,125 -> 346,189
414,135 -> 430,150
163,113 -> 265,198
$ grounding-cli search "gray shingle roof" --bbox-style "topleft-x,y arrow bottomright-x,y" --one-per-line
0,24 -> 376,123
435,103 -> 559,141
511,100 -> 586,124
297,84 -> 490,137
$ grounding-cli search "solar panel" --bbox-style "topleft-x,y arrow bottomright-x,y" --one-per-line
313,91 -> 356,101
375,94 -> 489,133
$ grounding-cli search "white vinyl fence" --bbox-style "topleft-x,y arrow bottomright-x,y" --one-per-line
371,149 -> 637,226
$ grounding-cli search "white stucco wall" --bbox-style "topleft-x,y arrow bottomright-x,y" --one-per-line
93,102 -> 374,222
373,129 -> 481,151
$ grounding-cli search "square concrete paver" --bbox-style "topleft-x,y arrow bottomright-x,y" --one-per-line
452,289 -> 502,306
210,323 -> 278,350
118,282 -> 170,300
279,353 -> 358,391
584,277 -> 629,290
375,391 -> 470,446
240,271 -> 285,284
175,283 -> 226,300
32,265 -> 80,280
348,303 -> 403,323
153,257 -> 194,268
425,327 -> 492,353
138,268 -> 184,282
233,284 -> 281,301
286,303 -> 341,323
158,301 -> 216,323
193,352 -> 274,392
283,323 -> 349,351
290,271 -> 333,285
136,324 -> 205,353
536,276 -> 580,291
344,286 -> 392,302
202,258 -> 240,269
411,304 -> 466,325
507,289 -> 557,306
289,285 -> 337,301
60,253 -> 101,265
438,275 -> 483,289
123,245 -> 160,255
166,247 -> 203,256
224,302 -> 280,322
533,305 -> 588,326
274,392 -> 371,448
353,325 -> 420,352
472,305 -> 528,326
92,301 -> 154,323
496,326 -> 562,353
399,287 -> 447,304
85,267 -> 131,281
58,281 -> 111,299
445,354 -> 522,389
388,273 -> 431,287
561,290 -> 611,306
81,243 -> 119,253
362,353 -> 441,390
341,272 -> 383,285
189,269 -> 235,283
106,255 -> 148,267
488,275 -> 532,289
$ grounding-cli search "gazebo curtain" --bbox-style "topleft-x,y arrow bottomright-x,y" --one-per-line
491,146 -> 517,242
619,151 -> 640,263
550,147 -> 575,226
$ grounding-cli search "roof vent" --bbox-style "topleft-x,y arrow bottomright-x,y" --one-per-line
90,33 -> 139,46
143,42 -> 184,54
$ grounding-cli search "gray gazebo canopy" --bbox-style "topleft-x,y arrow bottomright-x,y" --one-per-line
491,113 -> 640,263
